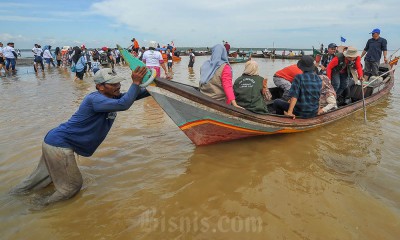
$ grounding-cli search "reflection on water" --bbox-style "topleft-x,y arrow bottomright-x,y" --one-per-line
188,67 -> 196,83
1,57 -> 400,239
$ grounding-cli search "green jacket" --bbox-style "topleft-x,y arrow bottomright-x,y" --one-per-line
233,74 -> 268,114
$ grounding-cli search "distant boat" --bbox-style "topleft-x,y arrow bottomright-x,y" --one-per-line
228,56 -> 250,64
162,53 -> 181,62
262,51 -> 304,59
147,65 -> 396,146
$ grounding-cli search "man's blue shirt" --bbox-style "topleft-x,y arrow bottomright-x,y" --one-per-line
364,37 -> 387,62
44,84 -> 148,157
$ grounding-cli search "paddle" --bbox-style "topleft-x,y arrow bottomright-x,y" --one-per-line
349,68 -> 367,122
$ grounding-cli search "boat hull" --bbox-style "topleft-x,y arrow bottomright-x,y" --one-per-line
148,87 -> 316,145
147,72 -> 394,146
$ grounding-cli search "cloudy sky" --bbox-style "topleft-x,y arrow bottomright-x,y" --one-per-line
2,0 -> 399,50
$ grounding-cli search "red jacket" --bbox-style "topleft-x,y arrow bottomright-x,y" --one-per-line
274,64 -> 303,83
326,55 -> 363,80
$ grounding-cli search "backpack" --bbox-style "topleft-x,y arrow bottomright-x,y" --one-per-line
70,62 -> 76,72
100,52 -> 109,65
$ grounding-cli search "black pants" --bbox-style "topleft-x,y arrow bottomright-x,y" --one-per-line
76,71 -> 84,80
273,99 -> 290,115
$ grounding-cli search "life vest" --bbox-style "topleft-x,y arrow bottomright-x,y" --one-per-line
332,53 -> 346,73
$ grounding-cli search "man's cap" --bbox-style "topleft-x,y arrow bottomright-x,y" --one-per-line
94,68 -> 125,84
297,55 -> 315,72
131,38 -> 135,42
369,28 -> 380,34
328,43 -> 337,49
81,44 -> 86,48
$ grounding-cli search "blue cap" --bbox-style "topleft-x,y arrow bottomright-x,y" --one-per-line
369,28 -> 380,34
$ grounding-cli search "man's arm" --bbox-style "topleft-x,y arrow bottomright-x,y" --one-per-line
285,97 -> 297,119
383,50 -> 388,63
93,67 -> 147,112
360,50 -> 367,59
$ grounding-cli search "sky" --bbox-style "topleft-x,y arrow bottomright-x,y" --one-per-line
1,0 -> 399,50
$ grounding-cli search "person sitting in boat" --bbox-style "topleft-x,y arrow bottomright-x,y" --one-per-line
233,60 -> 272,114
326,46 -> 363,100
272,64 -> 303,101
318,74 -> 337,115
199,44 -> 242,108
273,55 -> 322,119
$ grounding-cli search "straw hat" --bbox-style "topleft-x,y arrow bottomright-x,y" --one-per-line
343,47 -> 358,58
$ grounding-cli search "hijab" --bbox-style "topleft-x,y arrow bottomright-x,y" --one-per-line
200,44 -> 230,84
243,60 -> 259,76
72,48 -> 82,64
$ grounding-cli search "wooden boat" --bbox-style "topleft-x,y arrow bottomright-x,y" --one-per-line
146,67 -> 396,146
251,53 -> 265,58
193,51 -> 211,56
162,53 -> 181,62
263,51 -> 311,60
228,52 -> 238,58
228,57 -> 250,64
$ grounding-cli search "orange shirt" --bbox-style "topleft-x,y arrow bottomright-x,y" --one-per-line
133,40 -> 139,49
274,64 -> 302,83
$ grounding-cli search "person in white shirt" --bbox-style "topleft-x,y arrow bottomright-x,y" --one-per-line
81,45 -> 92,76
32,44 -> 44,72
42,46 -> 54,69
114,48 -> 121,65
166,48 -> 173,72
142,41 -> 167,78
91,59 -> 101,74
3,42 -> 17,73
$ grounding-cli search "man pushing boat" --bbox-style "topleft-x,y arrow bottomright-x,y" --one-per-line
10,67 -> 150,205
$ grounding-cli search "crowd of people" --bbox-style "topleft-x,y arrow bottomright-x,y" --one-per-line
199,28 -> 389,119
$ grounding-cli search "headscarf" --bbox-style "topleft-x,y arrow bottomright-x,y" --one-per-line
320,75 -> 336,99
200,44 -> 230,84
72,48 -> 82,64
243,60 -> 259,76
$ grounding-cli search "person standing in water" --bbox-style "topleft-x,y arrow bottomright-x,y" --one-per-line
10,67 -> 150,205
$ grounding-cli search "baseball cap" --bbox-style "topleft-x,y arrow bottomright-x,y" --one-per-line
369,28 -> 380,34
94,68 -> 125,84
328,43 -> 337,49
